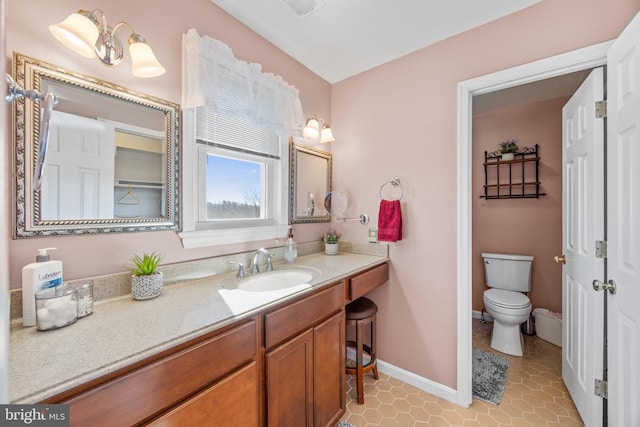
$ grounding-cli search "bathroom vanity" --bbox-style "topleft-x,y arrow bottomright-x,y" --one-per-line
10,251 -> 389,426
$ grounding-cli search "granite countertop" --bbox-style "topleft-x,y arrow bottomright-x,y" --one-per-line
10,251 -> 388,403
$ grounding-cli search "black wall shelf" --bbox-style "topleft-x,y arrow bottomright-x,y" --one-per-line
481,144 -> 546,199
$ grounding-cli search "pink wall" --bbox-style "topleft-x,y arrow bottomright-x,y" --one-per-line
332,0 -> 637,389
472,97 -> 567,314
5,0 -> 332,288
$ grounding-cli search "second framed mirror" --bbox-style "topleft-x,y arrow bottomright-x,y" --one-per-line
289,141 -> 331,224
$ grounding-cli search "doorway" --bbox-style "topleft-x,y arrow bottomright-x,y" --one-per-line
455,41 -> 612,408
467,71 -> 594,424
470,74 -> 589,323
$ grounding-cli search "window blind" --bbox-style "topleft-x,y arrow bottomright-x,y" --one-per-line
196,106 -> 280,159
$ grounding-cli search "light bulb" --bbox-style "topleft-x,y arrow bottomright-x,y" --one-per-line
320,124 -> 335,143
49,11 -> 99,59
129,38 -> 166,78
303,117 -> 320,139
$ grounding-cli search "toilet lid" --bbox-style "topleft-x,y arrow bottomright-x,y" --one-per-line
484,289 -> 530,309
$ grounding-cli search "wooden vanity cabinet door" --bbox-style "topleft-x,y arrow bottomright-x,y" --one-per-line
265,310 -> 346,427
313,310 -> 346,427
146,362 -> 259,427
265,329 -> 314,427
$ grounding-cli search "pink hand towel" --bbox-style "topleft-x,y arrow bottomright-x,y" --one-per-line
378,199 -> 402,242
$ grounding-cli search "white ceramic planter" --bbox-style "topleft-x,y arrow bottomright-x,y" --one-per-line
325,243 -> 338,255
501,153 -> 515,161
131,272 -> 163,300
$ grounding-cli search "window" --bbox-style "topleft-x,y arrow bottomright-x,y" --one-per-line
180,111 -> 289,248
203,152 -> 264,221
195,140 -> 277,228
180,30 -> 302,248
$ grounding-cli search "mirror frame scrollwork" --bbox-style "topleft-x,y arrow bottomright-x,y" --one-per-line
11,52 -> 180,238
289,140 -> 332,224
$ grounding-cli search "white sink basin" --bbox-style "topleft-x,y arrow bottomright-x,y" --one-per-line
238,269 -> 315,292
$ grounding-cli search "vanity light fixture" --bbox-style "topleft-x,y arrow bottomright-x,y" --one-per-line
303,115 -> 335,143
49,10 -> 166,78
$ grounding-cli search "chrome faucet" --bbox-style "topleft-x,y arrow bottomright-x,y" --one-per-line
229,261 -> 245,278
251,248 -> 274,274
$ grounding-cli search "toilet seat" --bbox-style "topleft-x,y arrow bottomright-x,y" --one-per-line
484,289 -> 530,309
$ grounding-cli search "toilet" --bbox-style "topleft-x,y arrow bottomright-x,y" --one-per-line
482,253 -> 533,357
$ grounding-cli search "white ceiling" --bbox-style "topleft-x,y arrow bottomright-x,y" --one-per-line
210,0 -> 541,84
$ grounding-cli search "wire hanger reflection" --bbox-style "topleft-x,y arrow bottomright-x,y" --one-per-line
117,184 -> 141,205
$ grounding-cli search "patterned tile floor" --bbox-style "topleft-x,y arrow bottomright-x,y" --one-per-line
341,318 -> 584,427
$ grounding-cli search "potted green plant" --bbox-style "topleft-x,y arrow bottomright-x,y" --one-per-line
127,251 -> 164,300
498,139 -> 519,161
323,231 -> 340,255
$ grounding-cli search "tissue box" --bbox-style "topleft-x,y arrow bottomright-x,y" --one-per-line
533,308 -> 562,347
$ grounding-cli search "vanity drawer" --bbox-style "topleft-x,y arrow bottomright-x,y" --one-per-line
146,362 -> 259,427
265,282 -> 344,349
348,263 -> 389,301
65,319 -> 257,427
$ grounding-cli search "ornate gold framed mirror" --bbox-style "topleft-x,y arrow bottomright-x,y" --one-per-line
11,53 -> 180,237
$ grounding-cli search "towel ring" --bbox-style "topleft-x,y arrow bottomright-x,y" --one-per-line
379,178 -> 404,201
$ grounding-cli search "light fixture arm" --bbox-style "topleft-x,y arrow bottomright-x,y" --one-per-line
88,10 -> 138,67
83,9 -> 136,35
111,21 -> 137,38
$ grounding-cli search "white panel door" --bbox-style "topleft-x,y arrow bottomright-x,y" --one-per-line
41,111 -> 115,220
561,67 -> 604,427
607,12 -> 640,426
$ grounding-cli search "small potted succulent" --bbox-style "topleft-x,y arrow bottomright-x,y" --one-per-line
127,251 -> 164,300
498,139 -> 519,161
323,231 -> 340,255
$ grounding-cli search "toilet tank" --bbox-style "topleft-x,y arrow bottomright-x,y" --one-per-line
482,253 -> 533,292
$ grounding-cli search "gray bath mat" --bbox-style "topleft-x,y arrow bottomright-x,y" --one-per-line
472,348 -> 509,405
336,422 -> 353,427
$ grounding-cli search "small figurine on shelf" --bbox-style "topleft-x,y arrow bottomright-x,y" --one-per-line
498,139 -> 519,161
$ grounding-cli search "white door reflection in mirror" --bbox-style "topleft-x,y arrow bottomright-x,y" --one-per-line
42,111 -> 115,220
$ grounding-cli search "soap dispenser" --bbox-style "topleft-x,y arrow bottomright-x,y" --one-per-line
21,247 -> 63,327
284,228 -> 298,263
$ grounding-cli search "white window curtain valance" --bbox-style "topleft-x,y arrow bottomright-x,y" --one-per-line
183,29 -> 304,137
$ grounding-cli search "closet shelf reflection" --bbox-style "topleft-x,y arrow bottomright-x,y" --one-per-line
115,179 -> 165,190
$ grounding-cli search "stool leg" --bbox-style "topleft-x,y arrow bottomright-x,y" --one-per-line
356,319 -> 365,404
371,315 -> 379,380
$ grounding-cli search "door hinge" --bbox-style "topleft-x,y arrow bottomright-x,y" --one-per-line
595,100 -> 607,118
595,240 -> 607,258
595,379 -> 608,399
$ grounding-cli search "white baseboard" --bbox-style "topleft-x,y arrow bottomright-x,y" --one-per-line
347,348 -> 458,405
377,360 -> 458,404
344,310 -> 492,406
472,309 -> 493,322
